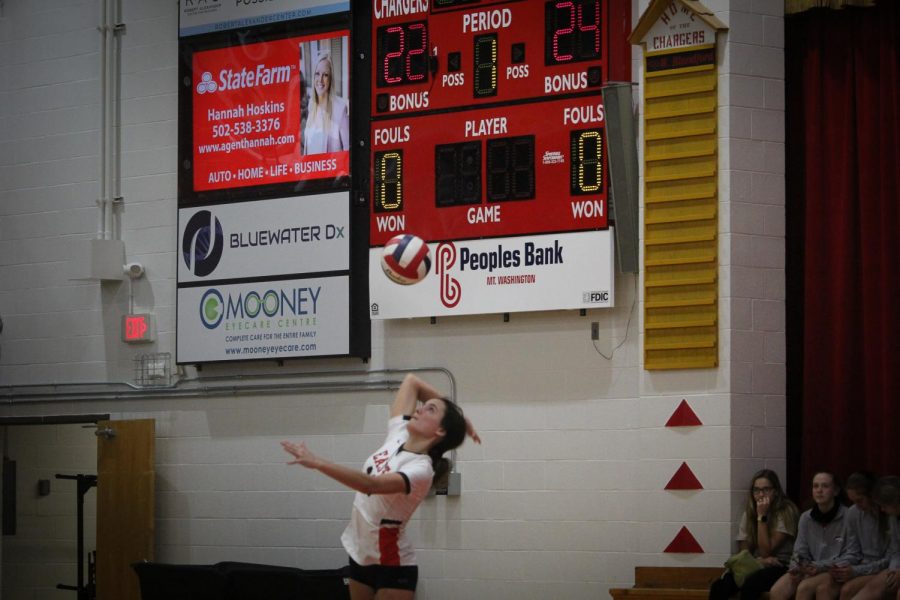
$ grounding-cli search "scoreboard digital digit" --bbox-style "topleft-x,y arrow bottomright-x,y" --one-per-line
367,0 -> 625,319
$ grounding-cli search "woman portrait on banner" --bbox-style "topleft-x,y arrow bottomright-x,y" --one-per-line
709,469 -> 800,600
302,50 -> 349,155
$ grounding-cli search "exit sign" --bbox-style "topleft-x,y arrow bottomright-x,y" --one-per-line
122,314 -> 156,343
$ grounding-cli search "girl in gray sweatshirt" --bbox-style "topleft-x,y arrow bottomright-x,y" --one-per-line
769,471 -> 858,600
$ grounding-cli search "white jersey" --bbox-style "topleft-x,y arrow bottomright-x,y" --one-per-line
341,416 -> 434,566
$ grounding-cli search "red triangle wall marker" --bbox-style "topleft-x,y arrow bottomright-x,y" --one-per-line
665,462 -> 703,490
666,399 -> 702,427
664,526 -> 704,553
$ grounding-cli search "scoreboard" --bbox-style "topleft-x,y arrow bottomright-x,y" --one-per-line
367,0 -> 622,319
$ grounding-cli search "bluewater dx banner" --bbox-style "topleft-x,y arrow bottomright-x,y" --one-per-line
177,193 -> 351,362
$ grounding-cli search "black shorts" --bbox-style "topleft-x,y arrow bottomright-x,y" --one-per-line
348,557 -> 418,592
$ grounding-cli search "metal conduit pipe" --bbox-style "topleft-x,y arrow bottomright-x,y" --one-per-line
0,367 -> 456,406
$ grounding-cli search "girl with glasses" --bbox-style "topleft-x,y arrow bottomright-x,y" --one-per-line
709,469 -> 799,600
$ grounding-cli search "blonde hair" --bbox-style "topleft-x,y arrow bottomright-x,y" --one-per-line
307,52 -> 334,130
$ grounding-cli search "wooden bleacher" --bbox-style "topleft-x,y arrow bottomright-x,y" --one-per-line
609,567 -> 724,600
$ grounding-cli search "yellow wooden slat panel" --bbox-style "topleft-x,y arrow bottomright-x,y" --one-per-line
645,69 -> 717,99
646,134 -> 717,162
645,62 -> 716,79
645,304 -> 717,329
645,347 -> 718,370
646,207 -> 716,225
645,152 -> 717,178
646,92 -> 716,119
642,60 -> 720,371
645,240 -> 717,267
646,220 -> 717,245
645,283 -> 717,308
646,178 -> 717,204
646,156 -> 717,182
645,112 -> 716,141
646,262 -> 717,288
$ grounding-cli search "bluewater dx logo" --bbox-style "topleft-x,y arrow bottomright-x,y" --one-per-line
183,210 -> 224,277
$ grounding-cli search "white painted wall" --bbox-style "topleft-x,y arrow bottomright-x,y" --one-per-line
0,1 -> 786,598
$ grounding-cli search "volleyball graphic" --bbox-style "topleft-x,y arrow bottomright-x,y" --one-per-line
381,234 -> 431,285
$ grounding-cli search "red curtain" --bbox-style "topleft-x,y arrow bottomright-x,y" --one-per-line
786,2 -> 900,499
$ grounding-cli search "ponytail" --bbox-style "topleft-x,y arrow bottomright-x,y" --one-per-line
428,398 -> 467,484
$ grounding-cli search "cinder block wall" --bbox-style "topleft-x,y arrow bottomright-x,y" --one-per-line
0,1 -> 785,598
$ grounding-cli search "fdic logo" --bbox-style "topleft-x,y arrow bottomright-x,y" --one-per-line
183,210 -> 224,277
583,291 -> 610,304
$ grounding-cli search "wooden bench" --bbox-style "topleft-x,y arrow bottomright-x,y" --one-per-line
609,567 -> 724,600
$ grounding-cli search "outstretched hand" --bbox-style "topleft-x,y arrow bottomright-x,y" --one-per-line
281,440 -> 321,469
465,417 -> 481,444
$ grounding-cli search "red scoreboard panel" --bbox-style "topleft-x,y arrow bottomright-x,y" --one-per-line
372,0 -> 607,112
367,0 -> 625,319
369,0 -> 610,246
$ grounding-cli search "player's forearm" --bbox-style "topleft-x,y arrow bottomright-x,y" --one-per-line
393,373 -> 443,416
314,459 -> 405,495
314,458 -> 376,494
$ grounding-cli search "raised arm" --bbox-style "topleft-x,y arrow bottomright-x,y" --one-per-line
390,373 -> 444,418
281,440 -> 407,496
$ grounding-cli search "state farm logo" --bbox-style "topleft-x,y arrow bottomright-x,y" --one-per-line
196,64 -> 293,95
196,72 -> 217,94
436,242 -> 461,309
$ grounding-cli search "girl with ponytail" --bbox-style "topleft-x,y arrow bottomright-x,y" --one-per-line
282,373 -> 479,599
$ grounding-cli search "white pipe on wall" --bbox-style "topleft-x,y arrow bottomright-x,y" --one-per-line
97,0 -> 109,239
97,0 -> 122,240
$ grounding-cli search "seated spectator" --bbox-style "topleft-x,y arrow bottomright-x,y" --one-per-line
769,471 -> 859,600
852,476 -> 900,600
709,469 -> 799,600
815,472 -> 890,600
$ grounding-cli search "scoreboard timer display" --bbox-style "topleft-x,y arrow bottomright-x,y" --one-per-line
367,0 -> 625,318
372,0 -> 608,113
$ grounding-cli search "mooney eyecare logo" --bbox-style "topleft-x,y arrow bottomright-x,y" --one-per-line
183,210 -> 224,277
196,63 -> 292,95
199,286 -> 321,330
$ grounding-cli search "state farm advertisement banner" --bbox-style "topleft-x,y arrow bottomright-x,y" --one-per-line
191,31 -> 349,192
177,275 -> 350,362
369,230 -> 615,319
